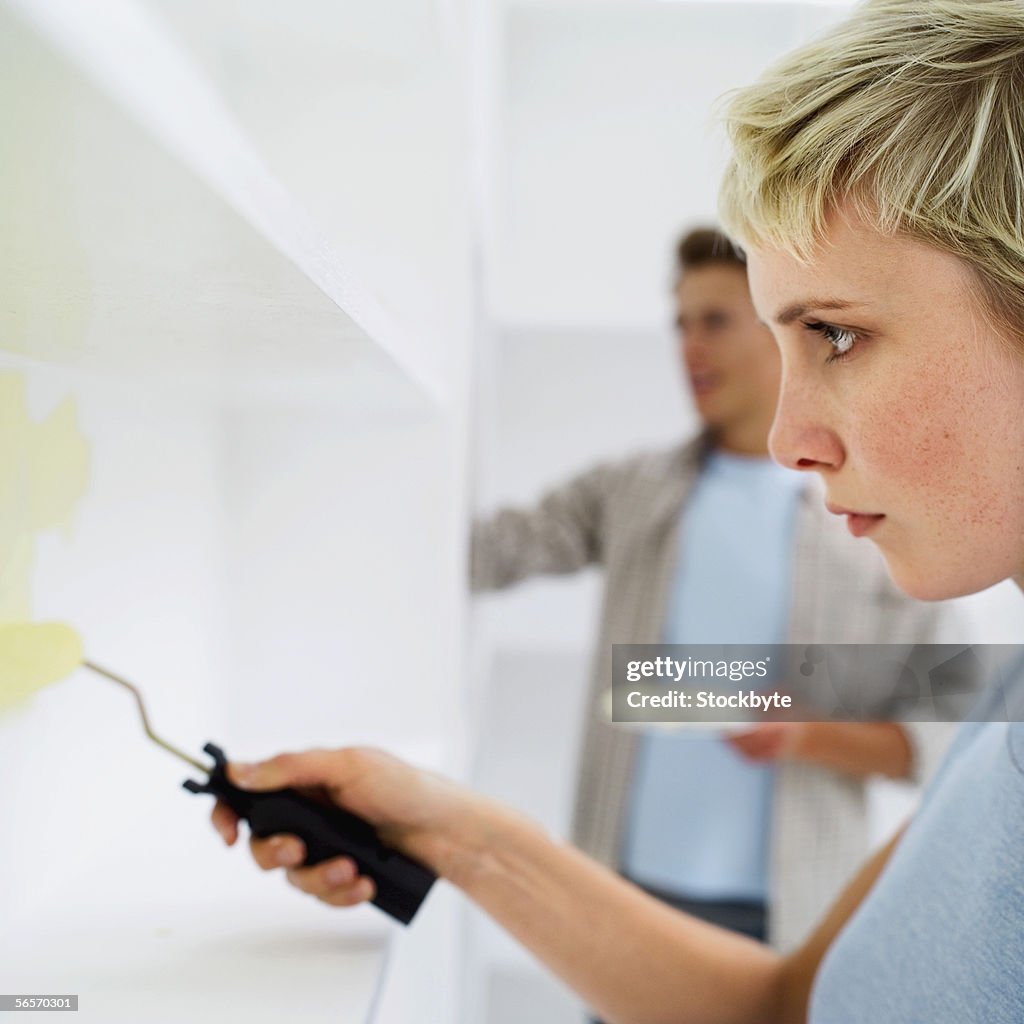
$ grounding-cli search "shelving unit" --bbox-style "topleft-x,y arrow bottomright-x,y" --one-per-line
0,0 -> 460,409
0,1 -> 471,1021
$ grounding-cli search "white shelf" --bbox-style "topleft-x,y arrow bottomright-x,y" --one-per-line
0,840 -> 392,1024
147,0 -> 466,353
0,0 -> 448,409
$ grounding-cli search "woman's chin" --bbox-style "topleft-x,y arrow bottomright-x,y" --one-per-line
883,552 -> 1013,603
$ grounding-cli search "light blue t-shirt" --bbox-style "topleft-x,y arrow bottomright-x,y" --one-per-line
621,450 -> 804,901
811,665 -> 1024,1023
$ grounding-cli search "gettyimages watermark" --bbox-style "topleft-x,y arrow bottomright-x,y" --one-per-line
610,644 -> 1024,725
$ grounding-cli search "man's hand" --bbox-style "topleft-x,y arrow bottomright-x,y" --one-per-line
725,722 -> 808,763
727,721 -> 913,779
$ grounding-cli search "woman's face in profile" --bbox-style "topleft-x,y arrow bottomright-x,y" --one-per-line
745,206 -> 1024,602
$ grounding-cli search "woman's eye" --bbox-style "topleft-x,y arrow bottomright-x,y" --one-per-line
804,321 -> 859,363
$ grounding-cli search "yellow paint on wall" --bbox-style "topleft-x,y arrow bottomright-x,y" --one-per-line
0,373 -> 91,621
0,622 -> 84,710
29,397 -> 91,537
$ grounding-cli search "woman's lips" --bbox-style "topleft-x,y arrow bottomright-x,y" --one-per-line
844,513 -> 885,537
826,503 -> 885,538
689,372 -> 718,397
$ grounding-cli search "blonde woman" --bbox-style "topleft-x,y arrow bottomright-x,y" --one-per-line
213,2 -> 1024,1020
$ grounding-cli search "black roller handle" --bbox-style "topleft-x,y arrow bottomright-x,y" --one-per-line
184,742 -> 436,925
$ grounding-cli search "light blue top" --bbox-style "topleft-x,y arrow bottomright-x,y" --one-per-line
621,449 -> 804,901
810,663 -> 1024,1023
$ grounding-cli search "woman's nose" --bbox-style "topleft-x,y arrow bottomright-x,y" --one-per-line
768,376 -> 845,473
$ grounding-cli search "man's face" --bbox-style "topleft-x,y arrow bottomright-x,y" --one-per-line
675,263 -> 781,434
746,206 -> 1024,600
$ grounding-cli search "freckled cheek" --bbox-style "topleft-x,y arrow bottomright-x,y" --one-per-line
845,373 -> 974,504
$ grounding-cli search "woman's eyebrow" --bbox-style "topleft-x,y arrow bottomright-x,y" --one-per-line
773,298 -> 856,325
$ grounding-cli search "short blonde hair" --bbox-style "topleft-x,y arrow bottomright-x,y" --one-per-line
719,0 -> 1024,342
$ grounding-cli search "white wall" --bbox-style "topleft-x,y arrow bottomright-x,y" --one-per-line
222,409 -> 466,758
0,361 -> 228,924
0,368 -> 472,1023
491,2 -> 848,332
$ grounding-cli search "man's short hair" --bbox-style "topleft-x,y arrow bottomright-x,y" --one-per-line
676,227 -> 745,277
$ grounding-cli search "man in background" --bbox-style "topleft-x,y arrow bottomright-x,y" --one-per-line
471,227 -> 957,952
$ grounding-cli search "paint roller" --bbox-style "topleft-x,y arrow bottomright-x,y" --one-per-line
0,623 -> 435,925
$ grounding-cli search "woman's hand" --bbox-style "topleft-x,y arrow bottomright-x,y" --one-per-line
210,747 -> 489,907
208,745 -> 795,1024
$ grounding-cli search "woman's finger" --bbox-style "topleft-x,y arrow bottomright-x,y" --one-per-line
249,834 -> 307,871
211,800 -> 239,845
228,749 -> 355,793
321,878 -> 376,908
283,858 -> 376,907
284,856 -> 359,895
